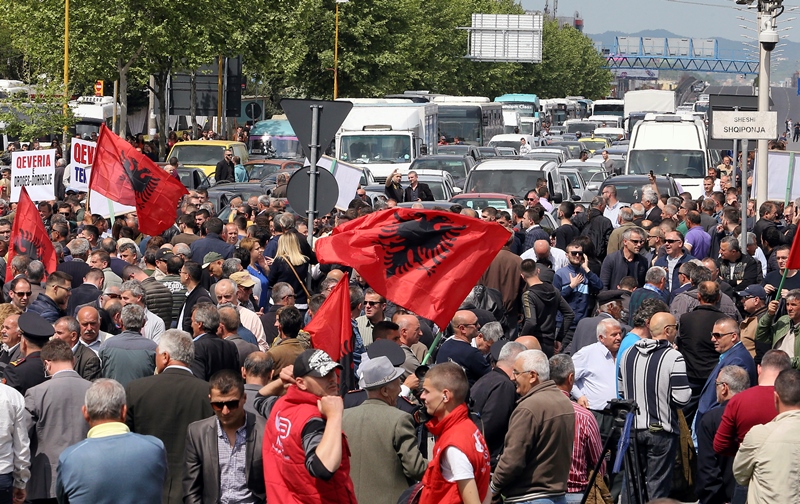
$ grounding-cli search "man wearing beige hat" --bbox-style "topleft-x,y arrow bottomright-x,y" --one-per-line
342,356 -> 428,504
219,275 -> 268,351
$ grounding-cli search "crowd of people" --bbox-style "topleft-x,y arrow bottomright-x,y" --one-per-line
1,146 -> 800,504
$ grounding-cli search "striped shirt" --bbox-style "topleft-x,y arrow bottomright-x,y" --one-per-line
617,338 -> 691,434
562,391 -> 604,493
217,419 -> 257,504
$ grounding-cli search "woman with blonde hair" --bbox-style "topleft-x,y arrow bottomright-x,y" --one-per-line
268,232 -> 315,311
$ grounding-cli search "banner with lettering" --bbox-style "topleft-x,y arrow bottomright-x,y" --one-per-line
68,139 -> 95,191
11,149 -> 56,202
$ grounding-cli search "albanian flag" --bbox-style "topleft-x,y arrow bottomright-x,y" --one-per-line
90,124 -> 187,236
315,208 -> 511,329
788,224 -> 800,270
306,271 -> 352,362
6,187 -> 57,282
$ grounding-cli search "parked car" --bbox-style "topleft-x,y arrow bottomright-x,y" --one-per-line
464,158 -> 563,200
408,155 -> 475,190
244,159 -> 304,181
558,167 -> 589,201
449,192 -> 520,213
496,147 -> 518,156
598,174 -> 680,206
167,140 -> 249,177
176,168 -> 213,190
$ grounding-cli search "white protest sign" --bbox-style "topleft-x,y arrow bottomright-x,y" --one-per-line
89,190 -> 136,219
11,149 -> 56,202
68,139 -> 96,191
304,155 -> 363,211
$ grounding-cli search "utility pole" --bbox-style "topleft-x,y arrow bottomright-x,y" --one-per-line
755,0 -> 781,204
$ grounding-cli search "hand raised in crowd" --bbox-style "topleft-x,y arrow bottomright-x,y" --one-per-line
318,395 -> 344,420
767,299 -> 780,316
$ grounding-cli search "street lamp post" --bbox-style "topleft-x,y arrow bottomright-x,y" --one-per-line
63,0 -> 69,145
333,0 -> 349,100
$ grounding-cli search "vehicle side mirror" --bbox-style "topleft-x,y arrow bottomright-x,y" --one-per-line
452,187 -> 462,194
571,194 -> 581,201
586,184 -> 598,191
420,144 -> 428,156
552,192 -> 563,204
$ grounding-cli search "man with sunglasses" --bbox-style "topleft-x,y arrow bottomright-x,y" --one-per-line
27,271 -> 72,324
184,370 -> 265,503
355,288 -> 388,346
8,277 -> 31,313
126,329 -> 214,504
214,150 -> 235,183
553,242 -> 603,330
599,227 -> 649,291
654,230 -> 695,294
435,310 -> 491,386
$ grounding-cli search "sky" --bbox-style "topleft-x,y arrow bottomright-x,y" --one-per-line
519,0 -> 799,44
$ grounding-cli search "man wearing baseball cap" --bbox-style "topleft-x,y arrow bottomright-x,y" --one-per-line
263,349 -> 356,503
342,356 -> 427,504
738,284 -> 771,362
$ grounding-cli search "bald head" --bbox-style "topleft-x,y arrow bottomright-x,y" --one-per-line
326,269 -> 345,282
452,310 -> 478,328
515,335 -> 542,351
396,314 -> 421,346
533,240 -> 550,258
649,312 -> 677,343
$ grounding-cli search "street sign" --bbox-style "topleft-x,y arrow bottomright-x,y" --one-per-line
94,80 -> 104,97
711,110 -> 778,140
245,102 -> 262,120
285,167 -> 339,216
281,99 -> 353,161
707,93 -> 774,149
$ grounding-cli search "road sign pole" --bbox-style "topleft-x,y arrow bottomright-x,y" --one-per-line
307,105 -> 322,249
741,139 -> 749,251
757,9 -> 772,205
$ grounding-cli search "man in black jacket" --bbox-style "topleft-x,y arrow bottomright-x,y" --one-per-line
214,149 -> 234,183
178,261 -> 213,333
520,260 -> 574,357
189,303 -> 239,381
403,171 -> 434,202
578,196 -> 613,260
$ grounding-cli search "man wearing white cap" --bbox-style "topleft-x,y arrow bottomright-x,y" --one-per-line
342,356 -> 428,504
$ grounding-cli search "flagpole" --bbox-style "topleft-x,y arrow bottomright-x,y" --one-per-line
776,268 -> 789,302
785,152 -> 796,208
421,331 -> 443,366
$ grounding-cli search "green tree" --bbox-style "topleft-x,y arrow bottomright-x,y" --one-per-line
0,81 -> 75,140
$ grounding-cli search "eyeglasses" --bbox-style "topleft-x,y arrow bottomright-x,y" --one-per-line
664,324 -> 678,330
364,301 -> 383,306
628,239 -> 644,244
715,381 -> 727,388
13,291 -> 32,297
711,331 -> 736,340
569,251 -> 584,257
55,285 -> 72,293
104,293 -> 121,299
210,399 -> 241,411
665,239 -> 682,244
461,322 -> 480,329
526,198 -> 537,201
512,370 -> 533,377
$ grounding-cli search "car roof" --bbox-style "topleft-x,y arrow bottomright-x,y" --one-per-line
471,158 -> 555,170
172,140 -> 247,147
451,192 -> 514,199
561,159 -> 606,168
414,155 -> 466,161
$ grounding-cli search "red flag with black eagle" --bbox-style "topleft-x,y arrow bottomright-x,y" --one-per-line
305,271 -> 353,362
788,223 -> 800,270
314,208 -> 511,330
90,124 -> 188,236
6,187 -> 57,282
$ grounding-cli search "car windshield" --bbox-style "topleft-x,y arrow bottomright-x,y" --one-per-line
566,122 -> 597,134
466,170 -> 544,196
550,143 -> 582,158
580,140 -> 607,151
170,145 -> 225,165
247,163 -> 300,181
488,140 -> 524,150
455,198 -> 511,210
412,159 -> 467,179
249,136 -> 302,159
408,178 -> 447,199
603,180 -> 673,204
437,145 -> 470,155
627,150 -> 706,178
339,134 -> 411,164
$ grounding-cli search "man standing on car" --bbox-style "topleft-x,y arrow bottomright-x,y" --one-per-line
404,171 -> 434,202
215,150 -> 235,183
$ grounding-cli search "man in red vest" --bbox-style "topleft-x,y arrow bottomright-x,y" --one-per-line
419,362 -> 491,504
263,349 -> 357,504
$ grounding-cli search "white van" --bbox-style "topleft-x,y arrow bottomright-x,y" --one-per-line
625,113 -> 710,198
464,158 -> 563,201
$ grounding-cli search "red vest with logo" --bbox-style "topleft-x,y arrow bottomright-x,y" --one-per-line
419,404 -> 491,504
263,385 -> 357,504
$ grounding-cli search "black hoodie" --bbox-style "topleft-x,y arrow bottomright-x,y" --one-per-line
521,283 -> 575,352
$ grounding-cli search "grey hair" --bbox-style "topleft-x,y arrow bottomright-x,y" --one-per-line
596,318 -> 622,338
200,202 -> 215,213
276,213 -> 296,230
119,242 -> 139,260
645,266 -> 667,285
68,238 -> 91,258
258,195 -> 270,207
26,260 -> 45,283
498,341 -> 526,363
746,232 -> 757,246
619,207 -> 634,223
621,226 -> 644,241
630,204 -> 645,218
787,289 -> 800,303
517,349 -> 550,381
192,303 -> 220,334
157,329 -> 194,365
549,354 -> 575,386
215,279 -> 237,296
222,258 -> 242,277
173,243 -> 192,259
120,304 -> 146,332
642,188 -> 658,205
84,378 -> 127,421
480,322 -> 503,344
718,365 -> 750,395
721,236 -> 741,252
56,316 -> 80,335
121,280 -> 146,304
320,278 -> 339,292
271,282 -> 294,303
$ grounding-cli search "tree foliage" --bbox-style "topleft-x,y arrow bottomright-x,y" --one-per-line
0,82 -> 75,139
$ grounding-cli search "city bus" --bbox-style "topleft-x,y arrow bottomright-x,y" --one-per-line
494,94 -> 541,135
431,96 -> 504,146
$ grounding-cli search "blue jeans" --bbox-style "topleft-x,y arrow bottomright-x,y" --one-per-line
516,496 -> 567,504
564,493 -> 585,504
0,473 -> 12,504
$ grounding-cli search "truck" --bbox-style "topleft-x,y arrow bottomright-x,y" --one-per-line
335,99 -> 438,183
69,96 -> 117,138
623,90 -> 676,134
248,117 -> 303,159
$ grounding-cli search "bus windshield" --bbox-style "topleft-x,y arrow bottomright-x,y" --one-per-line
339,134 -> 411,163
438,106 -> 482,145
250,136 -> 302,158
593,104 -> 624,116
627,150 -> 706,178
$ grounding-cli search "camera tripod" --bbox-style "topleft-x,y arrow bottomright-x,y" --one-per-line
581,399 -> 647,504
